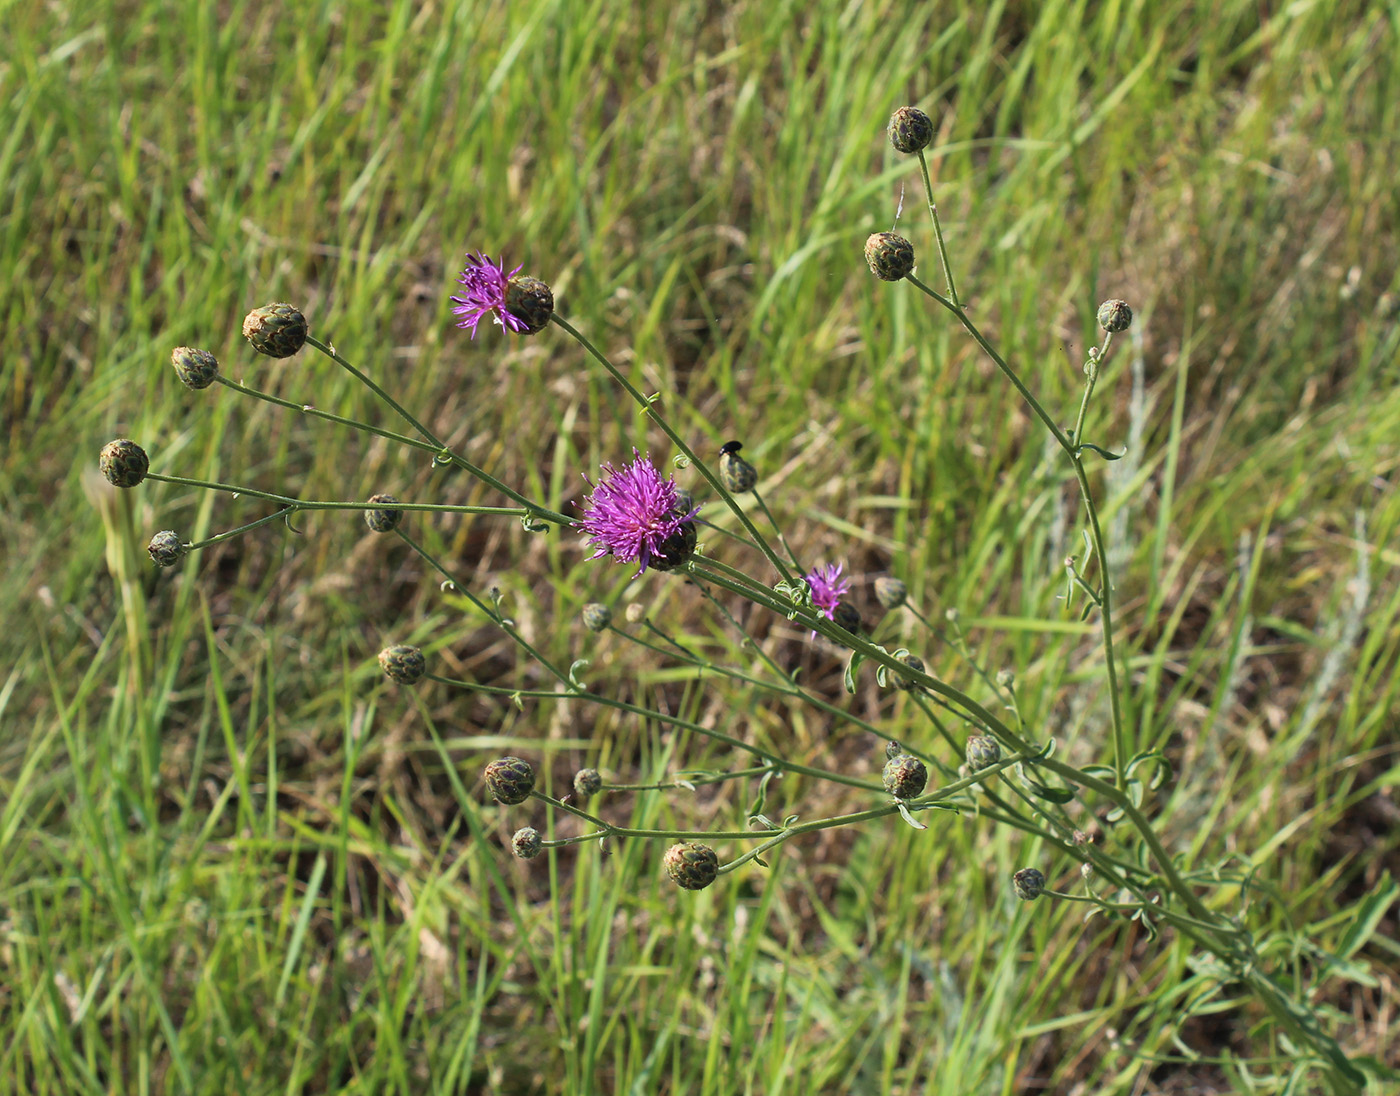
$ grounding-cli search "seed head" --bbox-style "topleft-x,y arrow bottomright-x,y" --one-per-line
511,827 -> 543,860
965,734 -> 1002,771
378,644 -> 425,685
485,757 -> 536,805
664,842 -> 720,891
1096,299 -> 1133,334
147,530 -> 187,568
893,652 -> 925,691
874,576 -> 907,610
242,302 -> 308,358
718,440 -> 758,493
865,232 -> 915,281
573,768 -> 603,799
882,753 -> 928,799
502,276 -> 554,334
99,440 -> 149,488
581,603 -> 612,632
1013,867 -> 1047,901
171,346 -> 219,390
887,106 -> 934,154
364,493 -> 404,533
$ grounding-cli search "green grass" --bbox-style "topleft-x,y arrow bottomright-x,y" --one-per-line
3,0 -> 1399,1092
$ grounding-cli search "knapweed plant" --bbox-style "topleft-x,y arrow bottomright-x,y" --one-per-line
100,108 -> 1378,1092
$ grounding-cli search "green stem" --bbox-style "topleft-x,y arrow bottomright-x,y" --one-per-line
915,150 -> 960,307
550,314 -> 796,585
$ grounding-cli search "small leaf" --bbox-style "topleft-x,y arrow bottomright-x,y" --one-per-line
896,801 -> 927,830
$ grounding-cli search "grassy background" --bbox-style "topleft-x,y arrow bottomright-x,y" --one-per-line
4,0 -> 1400,1092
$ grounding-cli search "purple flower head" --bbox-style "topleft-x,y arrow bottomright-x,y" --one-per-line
575,450 -> 700,576
805,563 -> 850,621
450,251 -> 531,338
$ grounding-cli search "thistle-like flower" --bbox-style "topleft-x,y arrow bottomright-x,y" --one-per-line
575,450 -> 700,576
485,757 -> 536,805
865,232 -> 915,281
378,644 -> 426,685
887,106 -> 934,154
965,735 -> 1002,771
805,563 -> 850,621
242,303 -> 307,358
1096,299 -> 1133,334
451,252 -> 552,336
99,440 -> 149,488
883,753 -> 928,799
511,827 -> 543,860
664,842 -> 720,890
573,768 -> 603,799
364,493 -> 404,533
171,346 -> 219,390
1013,867 -> 1046,901
147,530 -> 187,568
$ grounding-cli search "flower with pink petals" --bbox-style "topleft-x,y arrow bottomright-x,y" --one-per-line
805,563 -> 850,620
450,251 -> 531,337
576,451 -> 700,576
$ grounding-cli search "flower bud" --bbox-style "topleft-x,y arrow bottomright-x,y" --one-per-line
1013,867 -> 1046,901
995,668 -> 1015,688
874,576 -> 907,610
718,440 -> 757,493
242,302 -> 308,358
964,734 -> 1001,771
485,757 -> 535,805
887,106 -> 934,154
503,276 -> 554,334
893,652 -> 925,690
364,493 -> 404,533
147,530 -> 187,568
1096,299 -> 1133,334
1080,862 -> 1095,882
882,753 -> 928,799
581,603 -> 612,632
885,740 -> 903,761
832,601 -> 863,635
378,644 -> 425,685
648,521 -> 698,573
664,841 -> 720,890
171,346 -> 219,390
99,440 -> 149,488
865,232 -> 915,281
511,827 -> 543,859
573,768 -> 603,799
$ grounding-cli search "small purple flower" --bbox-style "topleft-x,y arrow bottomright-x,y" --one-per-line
575,450 -> 700,575
450,251 -> 530,337
805,563 -> 850,620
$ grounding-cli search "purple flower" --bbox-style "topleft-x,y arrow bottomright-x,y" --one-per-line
450,251 -> 530,337
805,563 -> 850,620
575,450 -> 700,575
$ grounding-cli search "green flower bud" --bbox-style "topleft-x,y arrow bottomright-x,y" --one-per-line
485,757 -> 535,805
364,493 -> 404,533
1013,867 -> 1046,901
147,530 -> 187,568
664,841 -> 720,890
242,302 -> 308,358
995,668 -> 1015,688
581,603 -> 612,632
893,652 -> 925,691
378,644 -> 425,685
649,521 -> 698,573
887,106 -> 934,154
882,753 -> 928,799
1096,299 -> 1133,334
503,276 -> 554,334
573,768 -> 603,799
832,601 -> 863,635
885,740 -> 904,761
171,346 -> 219,390
964,734 -> 1001,771
99,439 -> 149,488
865,232 -> 915,281
718,440 -> 757,493
511,827 -> 543,859
874,576 -> 907,610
